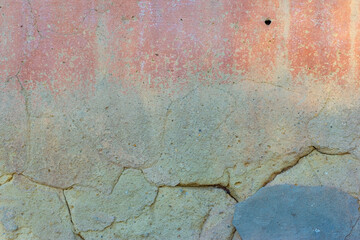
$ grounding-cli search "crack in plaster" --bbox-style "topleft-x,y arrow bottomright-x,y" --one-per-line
262,147 -> 316,187
198,207 -> 212,238
80,218 -> 117,234
77,194 -> 159,235
73,184 -> 235,237
76,233 -> 85,240
261,146 -> 355,189
0,174 -> 14,186
306,157 -> 323,185
243,78 -> 301,94
62,190 -> 80,238
4,146 -> 357,239
26,0 -> 43,38
9,144 -> 353,211
350,0 -> 360,82
62,191 -> 87,240
306,93 -> 330,131
160,84 -> 201,146
175,184 -> 238,203
18,173 -> 74,191
6,63 -> 32,174
314,146 -> 351,156
345,215 -> 360,240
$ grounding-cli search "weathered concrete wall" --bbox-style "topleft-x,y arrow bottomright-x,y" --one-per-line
1,0 -> 360,239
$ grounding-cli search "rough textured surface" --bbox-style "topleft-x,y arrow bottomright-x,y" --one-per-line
80,187 -> 236,240
64,169 -> 158,232
269,150 -> 360,198
0,175 -> 76,240
2,0 -> 360,239
233,185 -> 360,240
232,232 -> 243,240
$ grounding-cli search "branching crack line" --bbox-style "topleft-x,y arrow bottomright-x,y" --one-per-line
242,78 -> 301,94
80,219 -> 117,234
76,233 -> 85,240
313,146 -> 350,156
6,63 -> 32,172
175,184 -> 238,203
62,190 -> 80,238
109,169 -> 123,195
229,228 -> 237,240
18,173 -> 74,191
148,186 -> 160,209
0,174 -> 14,186
198,208 -> 212,239
306,158 -> 323,185
160,84 -> 201,147
79,191 -> 159,235
261,147 -> 355,189
261,147 -> 316,187
306,94 -> 330,131
26,0 -> 43,38
345,215 -> 360,240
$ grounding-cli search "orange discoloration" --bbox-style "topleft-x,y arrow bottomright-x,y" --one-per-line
32,0 -> 98,36
229,0 -> 284,80
355,2 -> 360,87
104,0 -> 236,90
1,0 -> 356,94
289,0 -> 351,84
1,0 -> 98,93
100,1 -> 141,89
132,0 -> 234,89
0,1 -> 27,81
19,33 -> 97,92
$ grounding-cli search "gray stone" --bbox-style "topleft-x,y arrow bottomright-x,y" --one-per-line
233,185 -> 360,240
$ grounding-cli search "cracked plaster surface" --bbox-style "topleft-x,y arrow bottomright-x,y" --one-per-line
2,0 -> 360,239
0,174 -> 76,240
79,186 -> 236,240
269,150 -> 360,199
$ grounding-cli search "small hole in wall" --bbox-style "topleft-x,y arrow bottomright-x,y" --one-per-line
264,19 -> 272,25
